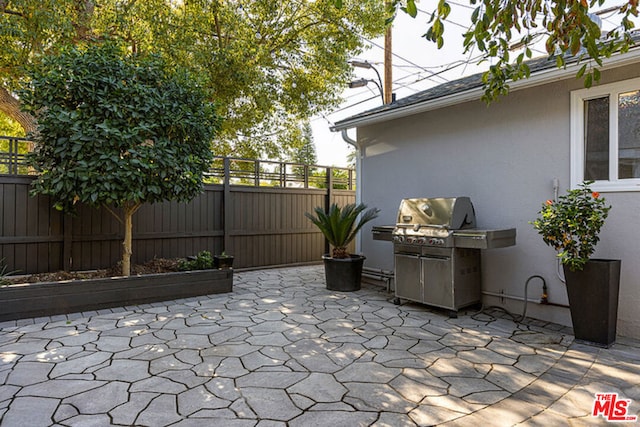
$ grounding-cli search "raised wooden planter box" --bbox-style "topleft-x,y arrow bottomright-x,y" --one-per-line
0,269 -> 233,322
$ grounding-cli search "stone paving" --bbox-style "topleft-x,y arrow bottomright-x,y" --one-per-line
0,265 -> 639,426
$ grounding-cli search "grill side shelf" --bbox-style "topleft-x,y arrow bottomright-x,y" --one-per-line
371,226 -> 395,242
453,228 -> 516,249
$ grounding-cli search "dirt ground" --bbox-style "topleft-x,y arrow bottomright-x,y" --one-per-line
7,258 -> 182,284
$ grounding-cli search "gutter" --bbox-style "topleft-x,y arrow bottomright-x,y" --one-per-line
339,129 -> 364,254
331,49 -> 640,131
341,129 -> 357,146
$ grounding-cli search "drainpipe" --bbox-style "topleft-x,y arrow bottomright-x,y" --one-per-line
340,129 -> 363,254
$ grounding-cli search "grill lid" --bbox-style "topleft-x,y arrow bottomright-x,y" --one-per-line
395,197 -> 476,230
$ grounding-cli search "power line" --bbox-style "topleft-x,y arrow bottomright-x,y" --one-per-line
357,35 -> 435,75
356,37 -> 454,85
415,7 -> 473,31
334,50 -> 489,116
332,1 -> 637,120
446,1 -> 477,11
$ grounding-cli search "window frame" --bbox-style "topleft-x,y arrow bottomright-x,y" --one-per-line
570,76 -> 640,192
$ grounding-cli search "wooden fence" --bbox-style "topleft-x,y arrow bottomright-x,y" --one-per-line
0,136 -> 355,274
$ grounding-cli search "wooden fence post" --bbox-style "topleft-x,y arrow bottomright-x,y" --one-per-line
223,157 -> 232,254
254,160 -> 260,187
324,167 -> 334,255
63,214 -> 73,271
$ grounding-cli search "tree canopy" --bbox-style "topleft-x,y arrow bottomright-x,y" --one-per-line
340,0 -> 638,102
0,0 -> 386,158
0,113 -> 23,137
20,43 -> 220,275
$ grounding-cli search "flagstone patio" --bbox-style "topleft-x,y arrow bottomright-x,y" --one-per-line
0,265 -> 638,426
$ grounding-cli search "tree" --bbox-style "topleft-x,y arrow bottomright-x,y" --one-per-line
0,0 -> 84,134
20,43 -> 220,276
288,121 -> 318,182
336,0 -> 639,102
1,0 -> 386,158
290,122 -> 318,166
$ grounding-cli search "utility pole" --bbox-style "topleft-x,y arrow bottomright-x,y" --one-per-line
384,3 -> 393,104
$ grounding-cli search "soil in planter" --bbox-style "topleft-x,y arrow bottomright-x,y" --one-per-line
6,258 -> 182,284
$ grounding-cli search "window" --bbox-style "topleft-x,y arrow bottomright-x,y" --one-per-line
571,77 -> 640,191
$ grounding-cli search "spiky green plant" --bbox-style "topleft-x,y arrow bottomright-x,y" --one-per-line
305,203 -> 379,258
0,258 -> 18,286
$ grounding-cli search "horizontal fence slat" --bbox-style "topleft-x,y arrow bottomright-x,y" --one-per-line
0,236 -> 64,244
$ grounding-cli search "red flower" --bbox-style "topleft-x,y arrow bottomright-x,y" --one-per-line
592,192 -> 600,199
546,199 -> 553,205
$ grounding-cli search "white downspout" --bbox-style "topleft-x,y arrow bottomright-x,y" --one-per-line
340,129 -> 364,254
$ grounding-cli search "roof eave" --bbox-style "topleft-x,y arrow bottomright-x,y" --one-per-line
331,49 -> 640,132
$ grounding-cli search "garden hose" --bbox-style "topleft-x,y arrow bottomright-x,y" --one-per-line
472,275 -> 547,324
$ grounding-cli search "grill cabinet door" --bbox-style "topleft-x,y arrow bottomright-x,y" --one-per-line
422,255 -> 453,309
394,254 -> 422,303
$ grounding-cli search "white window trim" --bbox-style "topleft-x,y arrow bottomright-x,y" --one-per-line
571,76 -> 640,192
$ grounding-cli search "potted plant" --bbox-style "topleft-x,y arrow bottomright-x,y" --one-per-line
532,181 -> 620,347
214,252 -> 234,270
306,203 -> 379,291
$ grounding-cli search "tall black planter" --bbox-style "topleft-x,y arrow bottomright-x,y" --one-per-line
322,254 -> 365,292
563,259 -> 621,348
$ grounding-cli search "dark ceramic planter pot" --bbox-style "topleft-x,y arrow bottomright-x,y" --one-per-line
322,254 -> 365,292
563,259 -> 621,348
0,269 -> 233,322
214,255 -> 234,270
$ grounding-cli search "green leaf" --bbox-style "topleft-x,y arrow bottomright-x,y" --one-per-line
585,73 -> 593,88
438,1 -> 452,19
406,0 -> 418,18
471,6 -> 480,23
576,64 -> 587,78
593,68 -> 601,82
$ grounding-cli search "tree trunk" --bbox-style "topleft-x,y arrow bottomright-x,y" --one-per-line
121,202 -> 141,276
0,86 -> 37,135
72,0 -> 95,42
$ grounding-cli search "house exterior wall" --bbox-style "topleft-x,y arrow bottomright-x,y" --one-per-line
357,64 -> 640,339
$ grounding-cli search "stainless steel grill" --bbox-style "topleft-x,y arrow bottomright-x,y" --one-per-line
373,197 -> 516,316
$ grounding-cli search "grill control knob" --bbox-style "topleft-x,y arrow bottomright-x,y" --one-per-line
416,237 -> 426,245
393,235 -> 404,243
406,236 -> 416,244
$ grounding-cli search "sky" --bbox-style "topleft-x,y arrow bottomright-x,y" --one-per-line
311,2 -> 628,167
311,4 -> 480,167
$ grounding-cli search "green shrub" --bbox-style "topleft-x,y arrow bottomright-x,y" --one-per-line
179,251 -> 214,271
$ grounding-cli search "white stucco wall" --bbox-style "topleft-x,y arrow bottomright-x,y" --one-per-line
357,64 -> 640,339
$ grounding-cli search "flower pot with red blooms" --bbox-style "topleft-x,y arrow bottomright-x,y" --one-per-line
532,181 -> 620,347
305,203 -> 379,291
